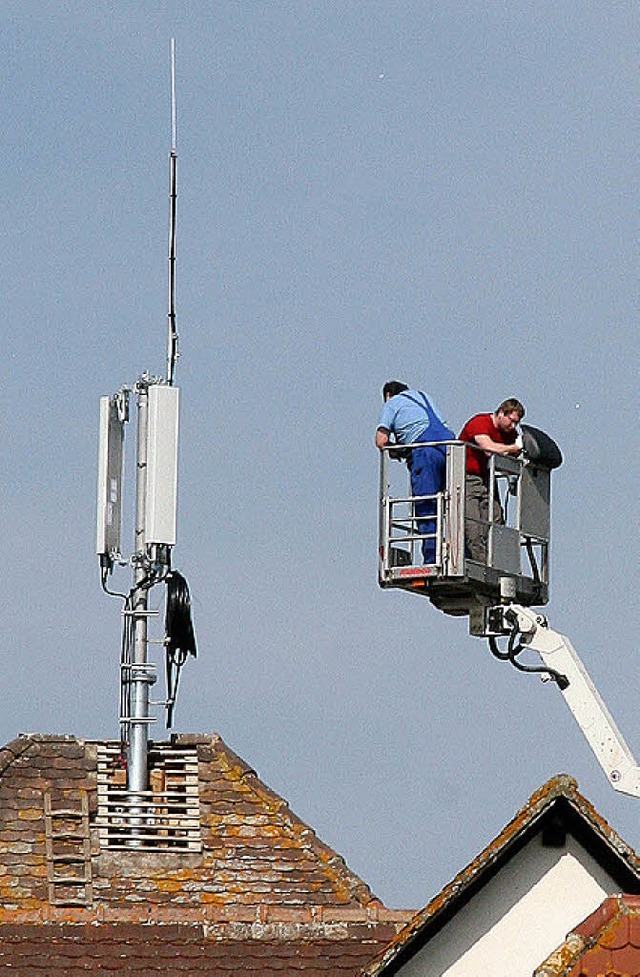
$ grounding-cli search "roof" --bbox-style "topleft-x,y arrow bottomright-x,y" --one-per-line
0,732 -> 412,975
360,774 -> 640,976
0,922 -> 397,976
534,894 -> 640,976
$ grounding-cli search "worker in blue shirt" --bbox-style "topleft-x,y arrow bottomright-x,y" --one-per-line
376,381 -> 455,565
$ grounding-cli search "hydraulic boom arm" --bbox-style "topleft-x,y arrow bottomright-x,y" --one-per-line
488,604 -> 640,799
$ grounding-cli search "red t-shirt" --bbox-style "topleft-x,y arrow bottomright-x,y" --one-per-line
459,413 -> 516,478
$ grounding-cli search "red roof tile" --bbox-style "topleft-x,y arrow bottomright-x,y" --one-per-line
534,895 -> 640,976
0,922 -> 398,976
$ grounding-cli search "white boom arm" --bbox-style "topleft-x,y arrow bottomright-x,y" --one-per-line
503,605 -> 640,798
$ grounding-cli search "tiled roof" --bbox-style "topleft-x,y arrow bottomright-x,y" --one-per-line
360,774 -> 640,976
534,894 -> 640,976
0,922 -> 397,975
0,732 -> 412,974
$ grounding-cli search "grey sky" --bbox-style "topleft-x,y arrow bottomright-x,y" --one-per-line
1,2 -> 638,908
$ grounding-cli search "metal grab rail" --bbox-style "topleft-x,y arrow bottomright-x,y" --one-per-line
379,439 -> 457,575
384,493 -> 443,560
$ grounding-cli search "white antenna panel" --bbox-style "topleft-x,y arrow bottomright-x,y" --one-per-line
145,385 -> 180,546
96,396 -> 125,556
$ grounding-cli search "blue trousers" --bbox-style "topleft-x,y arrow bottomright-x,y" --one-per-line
409,442 -> 449,564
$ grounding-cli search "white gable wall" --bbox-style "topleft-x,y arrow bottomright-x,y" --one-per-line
398,836 -> 619,977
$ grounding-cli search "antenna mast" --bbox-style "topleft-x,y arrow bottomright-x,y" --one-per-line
167,38 -> 179,385
96,41 -> 196,842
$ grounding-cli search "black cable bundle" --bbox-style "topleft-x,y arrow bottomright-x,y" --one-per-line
488,610 -> 568,690
165,570 -> 197,727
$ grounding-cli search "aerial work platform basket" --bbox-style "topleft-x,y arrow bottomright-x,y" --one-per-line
378,427 -> 561,631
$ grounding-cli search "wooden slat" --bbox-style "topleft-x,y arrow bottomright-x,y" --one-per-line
96,744 -> 201,852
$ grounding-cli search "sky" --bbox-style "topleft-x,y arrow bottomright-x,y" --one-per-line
1,1 -> 638,910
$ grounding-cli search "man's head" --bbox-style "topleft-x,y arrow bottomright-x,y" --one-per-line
494,397 -> 525,433
382,380 -> 408,402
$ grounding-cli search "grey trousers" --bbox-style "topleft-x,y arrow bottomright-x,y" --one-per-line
465,475 -> 502,563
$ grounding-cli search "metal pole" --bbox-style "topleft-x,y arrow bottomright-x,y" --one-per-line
128,382 -> 150,799
167,39 -> 178,385
379,449 -> 389,575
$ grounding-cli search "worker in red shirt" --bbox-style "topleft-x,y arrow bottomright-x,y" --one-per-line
459,399 -> 525,563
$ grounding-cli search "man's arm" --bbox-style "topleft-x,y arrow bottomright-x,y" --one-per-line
473,434 -> 520,457
376,427 -> 390,449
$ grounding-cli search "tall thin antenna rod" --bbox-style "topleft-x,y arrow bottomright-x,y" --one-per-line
167,38 -> 179,385
171,37 -> 177,151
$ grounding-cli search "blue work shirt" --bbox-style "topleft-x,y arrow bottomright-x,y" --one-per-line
378,390 -> 449,445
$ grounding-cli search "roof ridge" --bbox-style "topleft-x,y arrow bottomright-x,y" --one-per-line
0,735 -> 36,778
360,775 -> 640,976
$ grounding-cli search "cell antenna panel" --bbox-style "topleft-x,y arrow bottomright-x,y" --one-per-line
145,384 -> 180,546
96,396 -> 125,556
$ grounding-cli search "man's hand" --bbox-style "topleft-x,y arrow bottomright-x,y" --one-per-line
474,434 -> 521,457
376,428 -> 390,450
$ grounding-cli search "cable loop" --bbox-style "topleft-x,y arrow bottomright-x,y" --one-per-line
164,571 -> 197,728
487,611 -> 568,689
